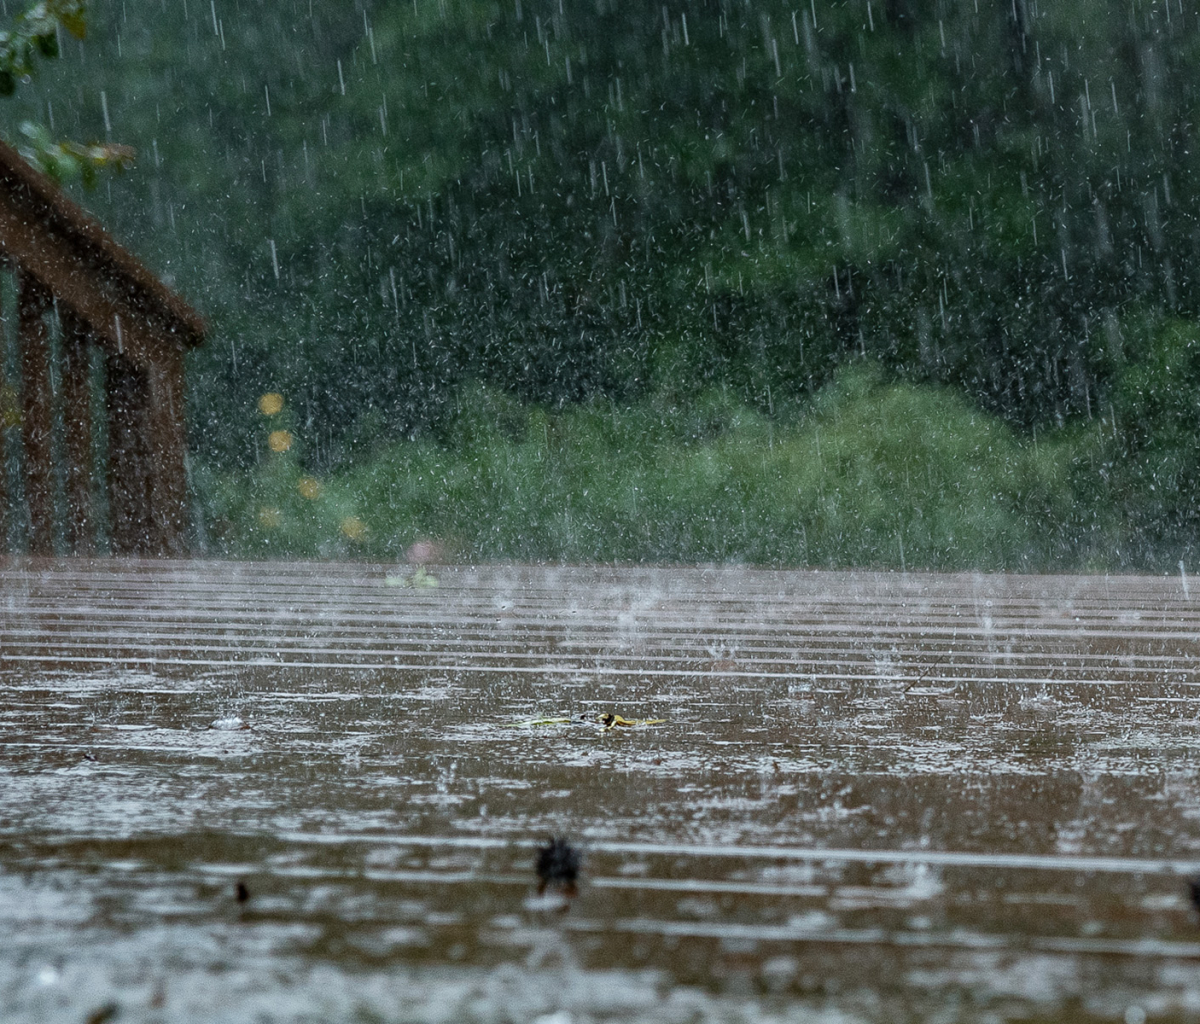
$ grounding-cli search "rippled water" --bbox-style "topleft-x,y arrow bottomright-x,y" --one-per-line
3,560 -> 1200,1022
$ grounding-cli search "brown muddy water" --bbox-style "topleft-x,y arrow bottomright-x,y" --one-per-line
3,559 -> 1200,1023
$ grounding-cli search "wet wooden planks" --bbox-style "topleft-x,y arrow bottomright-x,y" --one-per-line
4,559 -> 1200,1021
1,558 -> 1198,684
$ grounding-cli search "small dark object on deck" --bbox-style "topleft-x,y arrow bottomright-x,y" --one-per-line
84,1002 -> 119,1024
536,837 -> 581,897
1187,876 -> 1200,914
235,880 -> 250,903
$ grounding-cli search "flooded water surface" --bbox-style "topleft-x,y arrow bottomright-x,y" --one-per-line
3,560 -> 1200,1022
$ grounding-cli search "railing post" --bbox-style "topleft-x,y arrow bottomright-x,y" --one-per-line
105,351 -> 152,556
17,271 -> 53,556
60,307 -> 93,555
146,347 -> 188,556
0,370 -> 8,551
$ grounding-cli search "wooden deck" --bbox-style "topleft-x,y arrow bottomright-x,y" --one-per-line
3,559 -> 1200,1022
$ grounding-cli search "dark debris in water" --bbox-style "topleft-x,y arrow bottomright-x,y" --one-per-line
503,711 -> 666,730
536,837 -> 581,897
83,1002 -> 119,1024
594,712 -> 666,731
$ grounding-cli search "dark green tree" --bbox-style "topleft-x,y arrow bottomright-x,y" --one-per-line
21,0 -> 1200,575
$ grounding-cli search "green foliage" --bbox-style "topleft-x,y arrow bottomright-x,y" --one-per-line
199,367 -> 1085,569
197,395 -> 371,559
6,0 -> 1199,567
0,0 -> 86,95
17,119 -> 133,185
20,0 -> 1200,477
1106,315 -> 1200,561
0,1 -> 135,185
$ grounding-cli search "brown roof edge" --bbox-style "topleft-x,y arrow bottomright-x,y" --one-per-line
0,136 -> 207,348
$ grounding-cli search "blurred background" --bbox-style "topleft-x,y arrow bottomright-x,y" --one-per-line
5,0 -> 1198,568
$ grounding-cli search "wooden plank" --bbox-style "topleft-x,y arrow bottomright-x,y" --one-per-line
3,562 -> 1199,678
0,283 -> 8,550
104,352 -> 152,555
3,561 -> 1200,1023
0,386 -> 6,549
17,271 -> 53,555
146,346 -> 189,556
60,308 -> 93,555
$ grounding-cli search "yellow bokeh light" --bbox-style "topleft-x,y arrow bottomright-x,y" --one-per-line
268,430 -> 293,453
258,392 -> 284,416
297,476 -> 321,500
340,516 -> 367,541
257,506 -> 282,529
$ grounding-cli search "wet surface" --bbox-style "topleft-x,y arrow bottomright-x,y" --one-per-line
3,558 -> 1200,1022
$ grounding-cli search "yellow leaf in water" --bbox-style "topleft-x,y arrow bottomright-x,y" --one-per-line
597,713 -> 666,731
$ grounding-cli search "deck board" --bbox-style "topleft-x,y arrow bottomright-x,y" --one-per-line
2,558 -> 1200,1022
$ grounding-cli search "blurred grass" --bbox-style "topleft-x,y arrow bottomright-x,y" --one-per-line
195,363 -> 1107,570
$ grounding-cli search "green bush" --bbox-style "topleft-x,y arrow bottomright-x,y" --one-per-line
1106,316 -> 1200,565
195,366 -> 1090,570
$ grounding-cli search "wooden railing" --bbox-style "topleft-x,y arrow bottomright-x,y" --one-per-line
0,139 -> 205,556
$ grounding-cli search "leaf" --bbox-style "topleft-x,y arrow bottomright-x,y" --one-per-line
411,566 -> 439,587
384,566 -> 439,588
596,713 -> 666,731
72,140 -> 135,170
59,11 -> 86,39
